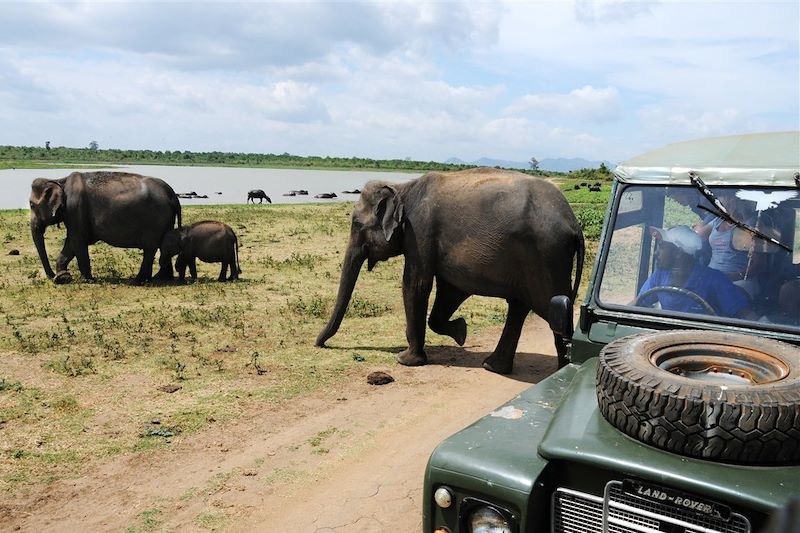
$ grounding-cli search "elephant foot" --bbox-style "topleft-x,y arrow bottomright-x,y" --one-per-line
396,348 -> 427,367
451,318 -> 467,346
153,269 -> 174,281
482,353 -> 514,375
53,271 -> 73,285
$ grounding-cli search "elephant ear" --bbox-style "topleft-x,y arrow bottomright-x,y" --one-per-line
42,182 -> 65,221
375,186 -> 404,242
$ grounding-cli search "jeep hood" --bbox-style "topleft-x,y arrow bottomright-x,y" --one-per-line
426,364 -> 579,496
538,359 -> 800,513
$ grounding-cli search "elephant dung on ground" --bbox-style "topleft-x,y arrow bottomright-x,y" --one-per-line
247,190 -> 271,204
29,171 -> 181,283
160,220 -> 241,282
315,167 -> 585,373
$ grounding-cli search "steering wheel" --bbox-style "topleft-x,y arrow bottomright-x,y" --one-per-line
635,286 -> 717,316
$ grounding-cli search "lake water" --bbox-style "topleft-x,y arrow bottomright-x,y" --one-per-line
0,165 -> 422,210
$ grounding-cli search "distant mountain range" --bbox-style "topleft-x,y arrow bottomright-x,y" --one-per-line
445,156 -> 615,173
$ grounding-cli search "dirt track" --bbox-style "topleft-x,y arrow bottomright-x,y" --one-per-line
3,317 -> 557,532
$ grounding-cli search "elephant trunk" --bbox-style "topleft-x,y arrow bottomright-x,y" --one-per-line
315,245 -> 365,347
31,219 -> 55,279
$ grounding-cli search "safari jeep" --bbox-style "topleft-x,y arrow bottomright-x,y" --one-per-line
423,132 -> 800,533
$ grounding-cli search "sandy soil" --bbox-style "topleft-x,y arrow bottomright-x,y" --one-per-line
2,317 -> 557,532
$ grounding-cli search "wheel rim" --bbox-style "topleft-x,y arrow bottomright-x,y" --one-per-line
650,343 -> 789,385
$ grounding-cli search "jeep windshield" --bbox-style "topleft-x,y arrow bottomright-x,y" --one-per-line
597,182 -> 800,330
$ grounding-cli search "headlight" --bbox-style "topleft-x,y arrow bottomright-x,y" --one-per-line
434,486 -> 453,508
468,505 -> 512,533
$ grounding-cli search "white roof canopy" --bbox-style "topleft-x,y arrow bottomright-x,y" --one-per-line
614,132 -> 800,186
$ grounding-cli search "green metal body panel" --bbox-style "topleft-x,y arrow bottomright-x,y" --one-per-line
539,359 -> 800,514
424,364 -> 580,531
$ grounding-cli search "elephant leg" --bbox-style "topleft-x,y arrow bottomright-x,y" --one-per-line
396,265 -> 433,367
483,299 -> 530,375
135,247 -> 156,282
52,238 -> 77,282
554,333 -> 569,368
189,257 -> 198,279
55,238 -> 75,274
218,260 -> 228,282
227,253 -> 238,280
69,238 -> 94,280
428,280 -> 469,346
176,255 -> 187,282
153,250 -> 174,280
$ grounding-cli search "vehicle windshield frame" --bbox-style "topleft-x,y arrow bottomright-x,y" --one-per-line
593,181 -> 800,333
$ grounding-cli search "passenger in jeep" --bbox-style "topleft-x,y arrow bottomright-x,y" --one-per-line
636,225 -> 757,318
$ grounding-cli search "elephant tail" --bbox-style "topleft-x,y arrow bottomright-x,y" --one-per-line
234,235 -> 242,274
571,231 -> 585,302
171,195 -> 183,228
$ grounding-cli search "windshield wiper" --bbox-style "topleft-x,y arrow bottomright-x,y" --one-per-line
688,172 -> 791,252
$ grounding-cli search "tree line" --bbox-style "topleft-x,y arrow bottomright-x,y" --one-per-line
0,145 -> 613,183
0,145 -> 478,172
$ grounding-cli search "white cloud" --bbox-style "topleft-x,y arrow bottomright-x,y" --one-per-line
574,0 -> 657,24
507,86 -> 622,123
0,1 -> 796,164
637,106 -> 756,140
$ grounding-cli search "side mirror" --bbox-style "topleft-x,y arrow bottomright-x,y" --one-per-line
548,295 -> 574,340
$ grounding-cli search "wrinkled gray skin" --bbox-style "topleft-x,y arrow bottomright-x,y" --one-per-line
316,168 -> 585,373
161,220 -> 241,282
247,190 -> 271,204
29,172 -> 181,284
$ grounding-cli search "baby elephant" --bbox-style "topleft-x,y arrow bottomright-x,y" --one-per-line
161,221 -> 241,282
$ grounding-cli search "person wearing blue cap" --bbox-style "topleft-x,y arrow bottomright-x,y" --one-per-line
636,225 -> 756,319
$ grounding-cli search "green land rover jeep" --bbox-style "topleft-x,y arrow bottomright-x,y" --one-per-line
423,132 -> 800,533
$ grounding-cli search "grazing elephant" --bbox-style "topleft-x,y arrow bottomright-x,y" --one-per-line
160,220 -> 241,282
29,171 -> 181,283
315,167 -> 585,373
247,190 -> 271,204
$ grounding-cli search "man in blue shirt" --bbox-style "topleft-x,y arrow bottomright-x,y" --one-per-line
637,225 -> 755,318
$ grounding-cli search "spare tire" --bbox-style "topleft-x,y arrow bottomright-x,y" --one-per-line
596,330 -> 800,465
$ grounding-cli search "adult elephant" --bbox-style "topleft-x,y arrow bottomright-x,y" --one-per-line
247,190 -> 271,204
315,167 -> 584,373
29,171 -> 181,283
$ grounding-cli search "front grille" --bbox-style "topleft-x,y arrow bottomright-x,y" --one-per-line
552,489 -> 603,533
553,481 -> 751,533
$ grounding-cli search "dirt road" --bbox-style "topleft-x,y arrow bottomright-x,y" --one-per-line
4,317 -> 556,532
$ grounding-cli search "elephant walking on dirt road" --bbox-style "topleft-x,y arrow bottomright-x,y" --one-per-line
315,167 -> 584,373
29,171 -> 181,284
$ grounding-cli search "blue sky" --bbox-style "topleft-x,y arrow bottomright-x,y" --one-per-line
0,1 -> 797,164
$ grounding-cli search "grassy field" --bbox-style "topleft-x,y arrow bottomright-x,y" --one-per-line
0,176 -> 605,495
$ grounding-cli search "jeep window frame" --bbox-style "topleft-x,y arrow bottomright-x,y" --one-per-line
592,181 -> 800,334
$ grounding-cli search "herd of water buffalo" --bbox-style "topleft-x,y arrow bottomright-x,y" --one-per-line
244,188 -> 361,203
175,189 -> 362,202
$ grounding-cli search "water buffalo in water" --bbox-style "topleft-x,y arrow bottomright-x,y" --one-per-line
247,190 -> 272,204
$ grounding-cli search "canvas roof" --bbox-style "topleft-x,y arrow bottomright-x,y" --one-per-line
614,131 -> 800,186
